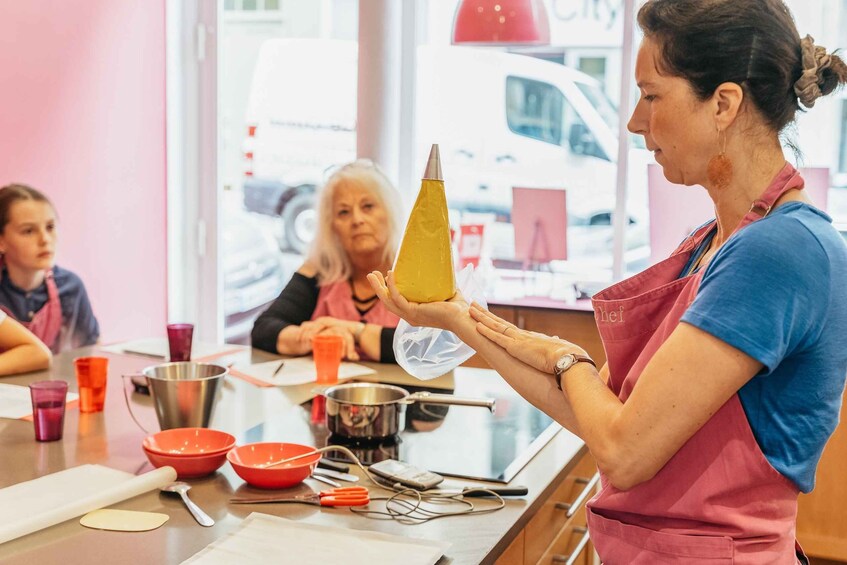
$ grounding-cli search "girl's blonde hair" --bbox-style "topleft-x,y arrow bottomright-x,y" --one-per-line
306,160 -> 404,285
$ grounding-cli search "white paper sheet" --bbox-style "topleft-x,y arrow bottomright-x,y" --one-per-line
99,338 -> 247,362
0,383 -> 79,420
0,464 -> 177,544
231,357 -> 376,387
182,513 -> 449,565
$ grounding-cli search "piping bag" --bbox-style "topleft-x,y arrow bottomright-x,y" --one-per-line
391,144 -> 485,380
393,144 -> 456,302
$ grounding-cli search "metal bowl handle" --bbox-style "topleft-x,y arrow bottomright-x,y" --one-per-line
405,391 -> 496,413
121,374 -> 152,435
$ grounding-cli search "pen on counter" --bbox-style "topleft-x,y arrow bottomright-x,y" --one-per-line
121,349 -> 167,359
271,360 -> 285,377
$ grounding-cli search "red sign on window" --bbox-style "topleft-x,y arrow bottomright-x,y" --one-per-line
458,224 -> 484,268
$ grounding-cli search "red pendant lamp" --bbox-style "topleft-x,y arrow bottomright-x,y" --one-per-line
452,0 -> 550,46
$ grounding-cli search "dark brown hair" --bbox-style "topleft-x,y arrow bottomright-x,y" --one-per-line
637,0 -> 847,132
0,184 -> 53,234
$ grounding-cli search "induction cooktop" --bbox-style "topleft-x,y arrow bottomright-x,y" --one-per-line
240,370 -> 560,483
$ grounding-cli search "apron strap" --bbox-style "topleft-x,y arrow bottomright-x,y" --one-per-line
736,163 -> 804,231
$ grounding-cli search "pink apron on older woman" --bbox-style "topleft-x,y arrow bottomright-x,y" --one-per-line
588,164 -> 807,564
0,270 -> 63,352
311,279 -> 399,361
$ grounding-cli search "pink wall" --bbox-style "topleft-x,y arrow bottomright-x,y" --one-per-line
0,1 -> 167,342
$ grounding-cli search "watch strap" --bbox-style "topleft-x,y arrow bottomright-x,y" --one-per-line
555,354 -> 596,391
353,322 -> 366,344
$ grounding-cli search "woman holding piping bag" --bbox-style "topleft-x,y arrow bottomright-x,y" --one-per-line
252,160 -> 403,362
0,184 -> 99,354
369,1 -> 847,562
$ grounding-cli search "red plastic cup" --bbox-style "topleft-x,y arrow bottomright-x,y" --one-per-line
167,323 -> 194,362
312,335 -> 344,384
310,395 -> 327,426
29,380 -> 68,442
74,356 -> 109,413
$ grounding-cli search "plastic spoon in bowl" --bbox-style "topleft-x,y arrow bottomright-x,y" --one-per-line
160,482 -> 214,527
258,449 -> 321,469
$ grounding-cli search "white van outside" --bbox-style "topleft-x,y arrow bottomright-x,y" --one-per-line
242,38 -> 651,260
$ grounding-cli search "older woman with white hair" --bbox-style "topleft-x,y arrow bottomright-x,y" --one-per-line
252,160 -> 403,362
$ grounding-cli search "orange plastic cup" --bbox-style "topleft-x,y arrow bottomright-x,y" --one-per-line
312,335 -> 344,384
74,356 -> 109,413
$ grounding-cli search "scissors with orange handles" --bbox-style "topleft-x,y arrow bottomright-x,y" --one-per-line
230,486 -> 370,507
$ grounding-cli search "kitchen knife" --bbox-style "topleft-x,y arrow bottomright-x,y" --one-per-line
313,468 -> 359,483
317,458 -> 350,473
432,486 -> 529,498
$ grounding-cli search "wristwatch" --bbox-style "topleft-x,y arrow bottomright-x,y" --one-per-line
353,322 -> 366,344
553,353 -> 596,391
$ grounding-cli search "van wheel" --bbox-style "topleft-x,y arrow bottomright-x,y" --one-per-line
282,191 -> 317,253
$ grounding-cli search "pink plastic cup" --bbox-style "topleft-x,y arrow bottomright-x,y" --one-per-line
167,323 -> 194,362
29,381 -> 68,442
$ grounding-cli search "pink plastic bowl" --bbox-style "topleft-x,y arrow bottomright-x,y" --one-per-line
227,442 -> 320,489
143,445 -> 229,478
142,427 -> 236,456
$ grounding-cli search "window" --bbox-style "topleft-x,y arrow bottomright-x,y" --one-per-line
578,56 -> 606,89
216,1 -> 358,343
183,0 -> 847,340
840,100 -> 847,175
224,0 -> 280,11
506,76 -> 564,146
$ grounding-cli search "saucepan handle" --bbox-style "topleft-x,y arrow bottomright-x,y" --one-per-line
405,391 -> 496,413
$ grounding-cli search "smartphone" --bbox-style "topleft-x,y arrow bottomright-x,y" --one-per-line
369,459 -> 444,490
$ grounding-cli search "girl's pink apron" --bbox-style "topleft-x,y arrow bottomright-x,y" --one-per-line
0,270 -> 63,352
311,279 -> 399,361
588,164 -> 807,564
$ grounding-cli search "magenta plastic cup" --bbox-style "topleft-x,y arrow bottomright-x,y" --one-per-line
167,323 -> 194,362
29,381 -> 68,442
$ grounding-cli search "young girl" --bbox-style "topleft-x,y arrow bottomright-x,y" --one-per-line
0,184 -> 99,352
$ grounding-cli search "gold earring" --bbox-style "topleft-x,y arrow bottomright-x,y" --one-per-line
707,128 -> 733,189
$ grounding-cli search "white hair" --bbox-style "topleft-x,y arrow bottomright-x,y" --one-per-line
306,160 -> 404,285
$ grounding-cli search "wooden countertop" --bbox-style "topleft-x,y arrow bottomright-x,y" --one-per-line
0,346 -> 586,564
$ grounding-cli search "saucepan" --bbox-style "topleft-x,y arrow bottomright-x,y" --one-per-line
322,382 -> 496,440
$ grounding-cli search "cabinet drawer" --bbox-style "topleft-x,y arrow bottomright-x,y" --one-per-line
524,452 -> 597,565
495,530 -> 525,565
537,504 -> 592,565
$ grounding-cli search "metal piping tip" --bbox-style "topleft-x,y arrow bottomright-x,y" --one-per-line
422,144 -> 443,180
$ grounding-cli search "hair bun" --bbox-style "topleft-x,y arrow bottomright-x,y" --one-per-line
794,34 -> 832,108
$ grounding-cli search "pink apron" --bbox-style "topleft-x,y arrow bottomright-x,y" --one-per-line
588,164 -> 807,564
311,279 -> 399,361
0,270 -> 63,352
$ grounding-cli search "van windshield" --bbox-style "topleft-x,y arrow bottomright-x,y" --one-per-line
576,82 -> 647,150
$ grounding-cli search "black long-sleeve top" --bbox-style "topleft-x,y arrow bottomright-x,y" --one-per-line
251,273 -> 396,363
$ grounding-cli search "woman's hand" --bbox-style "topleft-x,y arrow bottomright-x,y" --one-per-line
367,271 -> 467,331
312,317 -> 358,332
296,317 -> 359,360
469,302 -> 587,374
314,326 -> 359,361
295,319 -> 330,346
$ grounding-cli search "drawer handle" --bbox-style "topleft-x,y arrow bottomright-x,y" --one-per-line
554,472 -> 600,518
551,526 -> 590,565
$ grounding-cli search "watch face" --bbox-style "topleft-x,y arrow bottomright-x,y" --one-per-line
556,354 -> 574,372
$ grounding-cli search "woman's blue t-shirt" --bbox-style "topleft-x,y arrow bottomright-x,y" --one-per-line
680,202 -> 847,493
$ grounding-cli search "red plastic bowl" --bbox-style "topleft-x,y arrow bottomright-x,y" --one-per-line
143,445 -> 229,478
227,442 -> 320,489
143,428 -> 236,456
